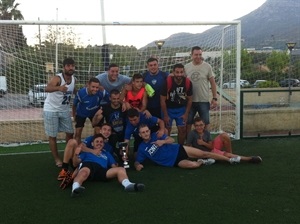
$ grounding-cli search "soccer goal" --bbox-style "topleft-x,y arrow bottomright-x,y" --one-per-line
0,20 -> 241,145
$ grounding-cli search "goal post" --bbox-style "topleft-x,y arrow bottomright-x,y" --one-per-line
0,20 -> 241,145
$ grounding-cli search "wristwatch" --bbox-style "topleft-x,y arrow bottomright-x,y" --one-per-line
212,98 -> 217,101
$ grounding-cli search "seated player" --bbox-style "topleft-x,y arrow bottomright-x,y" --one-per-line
70,134 -> 145,197
186,117 -> 262,163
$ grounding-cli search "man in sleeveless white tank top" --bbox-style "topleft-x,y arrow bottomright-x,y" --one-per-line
43,58 -> 77,167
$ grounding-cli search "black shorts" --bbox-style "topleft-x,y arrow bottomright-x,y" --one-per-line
173,145 -> 189,167
79,162 -> 108,181
75,115 -> 93,128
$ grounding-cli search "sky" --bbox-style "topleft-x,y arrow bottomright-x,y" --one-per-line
16,0 -> 267,48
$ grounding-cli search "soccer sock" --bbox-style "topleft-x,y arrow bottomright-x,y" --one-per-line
62,163 -> 69,171
122,179 -> 133,188
72,182 -> 80,191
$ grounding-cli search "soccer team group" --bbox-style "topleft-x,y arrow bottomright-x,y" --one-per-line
42,46 -> 262,197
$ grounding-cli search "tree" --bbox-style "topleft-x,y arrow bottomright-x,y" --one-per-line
0,0 -> 24,20
266,51 -> 289,81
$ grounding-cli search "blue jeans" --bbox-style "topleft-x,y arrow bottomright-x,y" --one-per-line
187,102 -> 210,125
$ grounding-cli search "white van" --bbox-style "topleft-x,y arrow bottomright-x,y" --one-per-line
0,76 -> 7,97
28,84 -> 48,106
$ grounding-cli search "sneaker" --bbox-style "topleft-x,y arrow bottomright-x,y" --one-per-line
60,171 -> 74,190
250,156 -> 262,164
71,186 -> 85,197
57,169 -> 68,181
229,156 -> 241,164
125,183 -> 145,192
197,158 -> 215,165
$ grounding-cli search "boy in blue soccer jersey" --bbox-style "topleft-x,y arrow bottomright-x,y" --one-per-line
134,124 -> 241,171
57,123 -> 115,181
71,134 -> 145,197
72,77 -> 109,143
123,108 -> 166,158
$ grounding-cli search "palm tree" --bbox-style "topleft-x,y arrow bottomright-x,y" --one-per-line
0,0 -> 24,20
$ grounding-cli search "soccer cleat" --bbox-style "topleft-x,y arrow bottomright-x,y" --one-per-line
250,156 -> 262,164
229,156 -> 241,164
71,186 -> 85,197
125,183 -> 145,192
57,169 -> 68,181
197,158 -> 215,165
60,171 -> 74,190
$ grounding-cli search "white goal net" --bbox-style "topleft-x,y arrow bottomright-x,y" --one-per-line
0,20 -> 241,145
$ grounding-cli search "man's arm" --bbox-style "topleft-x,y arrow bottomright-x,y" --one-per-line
91,108 -> 103,127
209,77 -> 218,107
45,76 -> 67,93
160,95 -> 169,126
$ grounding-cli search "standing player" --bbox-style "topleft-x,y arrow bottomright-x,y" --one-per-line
72,77 -> 109,143
185,46 -> 218,132
43,57 -> 76,167
143,57 -> 168,118
160,63 -> 193,144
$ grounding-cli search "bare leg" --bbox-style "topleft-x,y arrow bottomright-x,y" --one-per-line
220,133 -> 232,153
183,145 -> 231,162
73,167 -> 90,185
177,159 -> 202,169
74,128 -> 82,144
106,167 -> 128,183
66,132 -> 74,143
177,126 -> 186,145
49,136 -> 61,165
62,139 -> 78,164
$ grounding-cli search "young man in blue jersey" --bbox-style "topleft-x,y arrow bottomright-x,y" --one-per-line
123,108 -> 166,158
143,57 -> 168,119
71,134 -> 145,197
134,124 -> 241,171
72,77 -> 109,143
57,123 -> 114,181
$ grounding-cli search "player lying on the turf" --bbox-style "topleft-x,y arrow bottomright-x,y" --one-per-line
134,124 -> 241,171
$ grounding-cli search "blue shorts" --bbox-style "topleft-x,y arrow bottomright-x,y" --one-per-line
43,111 -> 74,137
187,102 -> 210,125
164,107 -> 186,128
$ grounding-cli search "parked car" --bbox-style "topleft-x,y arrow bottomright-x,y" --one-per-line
0,76 -> 7,97
28,84 -> 48,106
279,79 -> 300,87
252,80 -> 267,88
223,79 -> 250,89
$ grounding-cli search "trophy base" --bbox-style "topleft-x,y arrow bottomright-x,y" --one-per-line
123,162 -> 130,169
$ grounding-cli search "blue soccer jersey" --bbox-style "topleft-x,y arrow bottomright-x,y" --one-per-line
73,87 -> 109,118
79,150 -> 116,169
83,136 -> 113,155
124,112 -> 158,140
136,133 -> 179,167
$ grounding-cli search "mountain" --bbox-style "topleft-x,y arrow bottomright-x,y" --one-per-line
143,0 -> 300,50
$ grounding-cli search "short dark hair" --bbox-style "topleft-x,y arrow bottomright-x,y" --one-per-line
127,108 -> 139,118
108,63 -> 119,70
88,77 -> 100,84
100,123 -> 112,130
172,63 -> 184,71
92,133 -> 105,142
147,57 -> 158,64
191,46 -> 202,54
194,117 -> 205,124
63,57 -> 75,66
132,73 -> 143,81
110,89 -> 120,95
